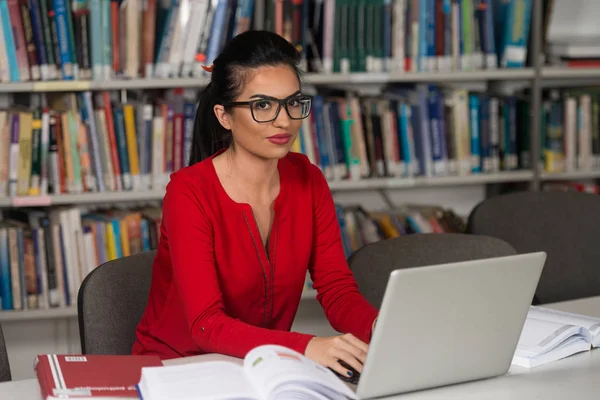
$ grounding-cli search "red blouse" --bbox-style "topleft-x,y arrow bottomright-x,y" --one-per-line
132,150 -> 379,359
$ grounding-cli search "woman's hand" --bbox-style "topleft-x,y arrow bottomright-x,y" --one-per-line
304,333 -> 369,377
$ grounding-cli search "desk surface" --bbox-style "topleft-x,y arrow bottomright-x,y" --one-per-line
1,296 -> 600,400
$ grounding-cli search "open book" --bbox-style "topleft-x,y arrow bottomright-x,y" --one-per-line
512,306 -> 600,368
136,345 -> 357,400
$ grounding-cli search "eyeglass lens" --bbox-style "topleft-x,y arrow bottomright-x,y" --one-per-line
251,97 -> 312,122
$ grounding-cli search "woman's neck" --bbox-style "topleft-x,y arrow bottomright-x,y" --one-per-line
221,147 -> 279,194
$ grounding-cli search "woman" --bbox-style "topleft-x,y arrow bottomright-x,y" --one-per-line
132,30 -> 378,378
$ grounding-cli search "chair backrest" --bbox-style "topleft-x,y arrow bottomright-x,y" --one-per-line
78,250 -> 156,355
466,190 -> 600,304
348,233 -> 517,309
0,323 -> 10,382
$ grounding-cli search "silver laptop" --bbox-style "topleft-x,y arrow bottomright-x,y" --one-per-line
355,252 -> 547,399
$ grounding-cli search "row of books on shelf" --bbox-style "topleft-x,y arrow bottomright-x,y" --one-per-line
0,0 -> 532,84
541,88 -> 600,174
0,90 -> 194,198
304,203 -> 466,294
298,0 -> 532,74
335,203 -> 466,259
307,85 -> 530,182
0,206 -> 162,312
0,85 -> 534,199
0,203 -> 464,312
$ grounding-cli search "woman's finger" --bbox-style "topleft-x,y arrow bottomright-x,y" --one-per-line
341,333 -> 369,354
335,336 -> 367,365
327,355 -> 357,378
331,348 -> 364,374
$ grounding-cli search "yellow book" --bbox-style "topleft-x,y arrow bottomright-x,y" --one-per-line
105,223 -> 117,261
123,104 -> 140,188
120,219 -> 130,257
16,112 -> 33,196
372,213 -> 400,239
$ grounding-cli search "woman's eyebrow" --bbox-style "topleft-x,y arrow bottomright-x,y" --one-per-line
249,90 -> 301,100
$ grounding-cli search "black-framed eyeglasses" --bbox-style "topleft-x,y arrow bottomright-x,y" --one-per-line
221,93 -> 312,123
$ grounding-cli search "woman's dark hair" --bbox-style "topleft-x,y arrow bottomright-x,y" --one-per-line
188,30 -> 303,165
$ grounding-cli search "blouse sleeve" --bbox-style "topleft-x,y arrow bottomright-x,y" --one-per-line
307,165 -> 379,343
163,173 -> 314,358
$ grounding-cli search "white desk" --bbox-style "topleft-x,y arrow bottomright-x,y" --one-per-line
1,296 -> 600,400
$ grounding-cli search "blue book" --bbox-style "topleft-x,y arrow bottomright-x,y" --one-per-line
113,106 -> 131,190
479,95 -> 491,171
469,93 -> 481,173
426,0 -> 436,71
53,0 -> 74,79
412,86 -> 433,177
183,103 -> 196,167
418,0 -> 428,71
500,0 -> 532,68
29,0 -> 49,79
0,227 -> 12,310
205,0 -> 228,66
428,86 -> 445,175
89,0 -> 103,79
312,96 -> 331,175
398,101 -> 415,176
0,2 -> 19,81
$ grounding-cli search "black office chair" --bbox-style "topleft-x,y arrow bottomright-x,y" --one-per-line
348,233 -> 517,309
467,190 -> 600,304
77,250 -> 156,355
0,323 -> 11,382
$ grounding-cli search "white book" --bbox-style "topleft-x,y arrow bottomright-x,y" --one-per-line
137,345 -> 357,400
512,306 -> 600,368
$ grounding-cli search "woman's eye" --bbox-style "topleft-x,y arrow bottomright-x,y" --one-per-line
288,99 -> 300,107
254,101 -> 271,110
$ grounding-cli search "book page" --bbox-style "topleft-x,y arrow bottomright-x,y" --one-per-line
515,317 -> 590,358
529,307 -> 600,344
138,361 -> 259,400
243,345 -> 357,400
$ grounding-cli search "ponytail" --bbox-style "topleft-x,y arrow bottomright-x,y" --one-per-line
188,82 -> 231,165
188,30 -> 302,166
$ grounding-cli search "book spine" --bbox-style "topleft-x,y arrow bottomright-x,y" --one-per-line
38,0 -> 58,79
19,0 -> 41,80
0,2 -> 19,81
28,0 -> 49,80
8,0 -> 31,80
52,0 -> 74,79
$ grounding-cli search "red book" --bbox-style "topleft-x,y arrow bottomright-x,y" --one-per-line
34,354 -> 163,399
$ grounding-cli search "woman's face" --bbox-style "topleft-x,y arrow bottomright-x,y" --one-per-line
214,64 -> 306,161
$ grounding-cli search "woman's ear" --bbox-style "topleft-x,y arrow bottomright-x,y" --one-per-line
213,105 -> 233,131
